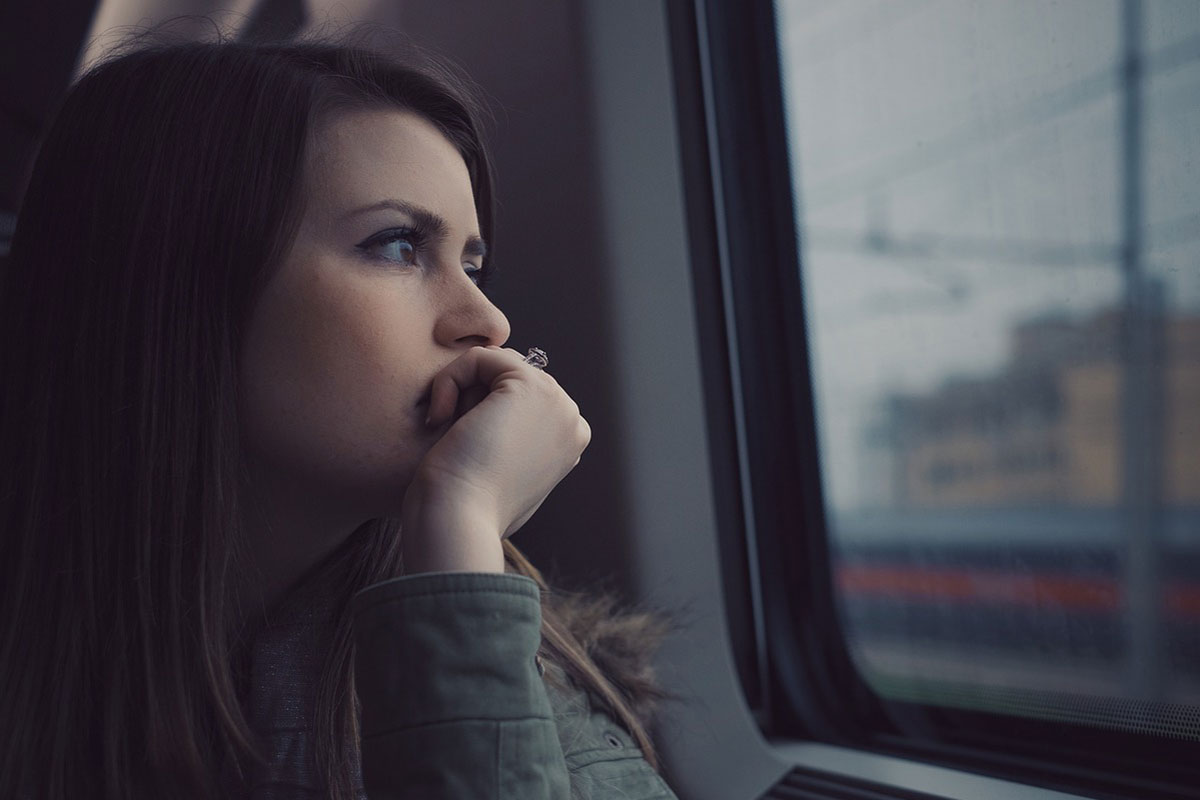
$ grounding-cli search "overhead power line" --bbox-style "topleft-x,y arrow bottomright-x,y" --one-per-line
805,210 -> 1200,270
804,33 -> 1200,211
805,227 -> 1119,269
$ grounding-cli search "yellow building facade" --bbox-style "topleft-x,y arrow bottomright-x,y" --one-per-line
892,312 -> 1200,508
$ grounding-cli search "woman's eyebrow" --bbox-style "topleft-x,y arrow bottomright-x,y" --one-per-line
344,198 -> 488,257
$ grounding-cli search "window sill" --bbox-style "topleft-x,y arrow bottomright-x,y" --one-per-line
768,741 -> 1095,800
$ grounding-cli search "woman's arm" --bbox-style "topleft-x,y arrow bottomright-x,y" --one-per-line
352,571 -> 570,799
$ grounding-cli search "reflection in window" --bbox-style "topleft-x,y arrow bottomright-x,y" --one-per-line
775,0 -> 1199,737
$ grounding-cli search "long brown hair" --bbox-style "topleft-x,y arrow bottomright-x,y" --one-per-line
0,31 -> 669,800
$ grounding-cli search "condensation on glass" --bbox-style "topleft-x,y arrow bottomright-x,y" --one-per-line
775,0 -> 1199,740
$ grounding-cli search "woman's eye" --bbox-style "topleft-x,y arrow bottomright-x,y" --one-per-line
360,230 -> 418,266
464,263 -> 484,286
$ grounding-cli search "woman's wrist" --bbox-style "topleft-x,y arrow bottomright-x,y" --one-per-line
400,476 -> 506,575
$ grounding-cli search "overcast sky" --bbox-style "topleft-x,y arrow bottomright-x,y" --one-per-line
774,0 -> 1200,511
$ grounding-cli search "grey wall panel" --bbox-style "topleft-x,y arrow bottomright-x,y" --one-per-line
577,2 -> 789,797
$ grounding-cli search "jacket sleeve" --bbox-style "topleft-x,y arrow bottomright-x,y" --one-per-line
350,571 -> 570,799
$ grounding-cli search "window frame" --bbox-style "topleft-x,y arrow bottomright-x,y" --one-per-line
666,0 -> 1200,797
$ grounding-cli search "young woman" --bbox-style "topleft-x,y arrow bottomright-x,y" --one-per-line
0,35 -> 676,799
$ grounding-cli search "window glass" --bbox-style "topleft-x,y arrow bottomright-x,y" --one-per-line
775,0 -> 1199,738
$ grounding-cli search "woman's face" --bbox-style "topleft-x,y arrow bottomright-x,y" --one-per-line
238,108 -> 510,576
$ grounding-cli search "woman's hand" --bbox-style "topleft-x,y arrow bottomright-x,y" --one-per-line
399,345 -> 591,575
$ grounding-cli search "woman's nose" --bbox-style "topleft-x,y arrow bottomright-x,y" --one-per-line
433,277 -> 511,348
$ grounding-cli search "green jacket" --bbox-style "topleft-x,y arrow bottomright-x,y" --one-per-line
352,571 -> 678,799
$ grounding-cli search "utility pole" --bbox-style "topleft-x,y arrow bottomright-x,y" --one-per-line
1118,0 -> 1166,701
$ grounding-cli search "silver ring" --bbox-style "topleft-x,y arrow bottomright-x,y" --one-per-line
523,347 -> 548,370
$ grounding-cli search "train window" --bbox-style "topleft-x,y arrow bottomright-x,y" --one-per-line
780,0 -> 1200,735
675,0 -> 1199,796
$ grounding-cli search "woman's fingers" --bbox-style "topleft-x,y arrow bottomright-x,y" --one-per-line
425,346 -> 540,428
